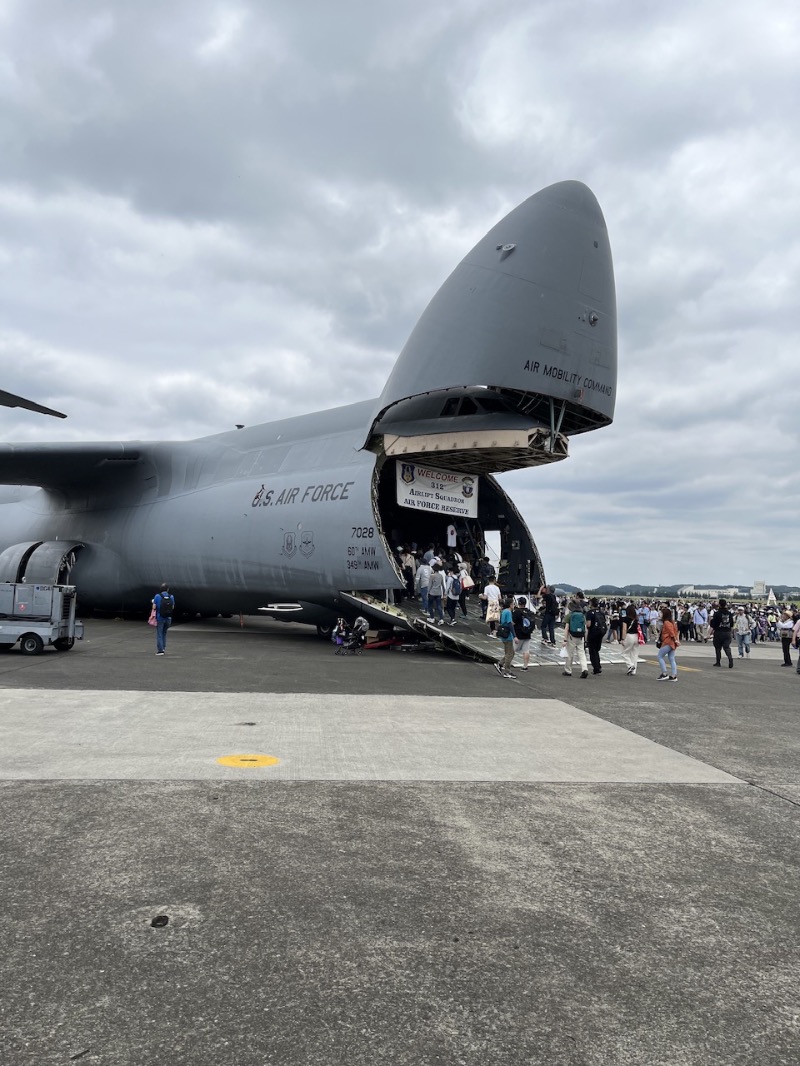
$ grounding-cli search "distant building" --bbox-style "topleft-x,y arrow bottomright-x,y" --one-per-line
678,585 -> 740,599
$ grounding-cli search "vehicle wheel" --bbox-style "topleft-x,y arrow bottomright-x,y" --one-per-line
316,623 -> 334,640
53,637 -> 75,652
20,633 -> 45,656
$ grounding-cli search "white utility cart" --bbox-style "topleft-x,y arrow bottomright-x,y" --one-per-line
0,583 -> 84,655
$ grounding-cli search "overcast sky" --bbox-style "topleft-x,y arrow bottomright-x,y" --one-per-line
1,0 -> 798,589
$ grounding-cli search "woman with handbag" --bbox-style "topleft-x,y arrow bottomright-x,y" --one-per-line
458,563 -> 474,617
620,604 -> 640,676
656,607 -> 680,682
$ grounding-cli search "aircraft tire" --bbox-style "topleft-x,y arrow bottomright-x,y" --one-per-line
316,623 -> 334,640
20,633 -> 45,656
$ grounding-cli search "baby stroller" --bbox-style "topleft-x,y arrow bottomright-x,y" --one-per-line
333,616 -> 370,655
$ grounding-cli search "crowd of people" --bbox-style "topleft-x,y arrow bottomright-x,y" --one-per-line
393,542 -> 800,680
527,590 -> 800,680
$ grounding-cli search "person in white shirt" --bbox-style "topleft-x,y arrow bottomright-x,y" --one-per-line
734,606 -> 752,658
777,609 -> 795,667
692,605 -> 709,642
481,579 -> 502,636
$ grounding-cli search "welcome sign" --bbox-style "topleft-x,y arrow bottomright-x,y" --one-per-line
395,461 -> 478,518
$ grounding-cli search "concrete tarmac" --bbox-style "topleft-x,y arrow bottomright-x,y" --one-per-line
1,619 -> 798,1065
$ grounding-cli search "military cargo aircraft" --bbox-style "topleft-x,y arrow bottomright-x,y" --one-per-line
0,180 -> 616,638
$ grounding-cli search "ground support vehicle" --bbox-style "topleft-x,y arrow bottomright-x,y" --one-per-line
0,582 -> 84,655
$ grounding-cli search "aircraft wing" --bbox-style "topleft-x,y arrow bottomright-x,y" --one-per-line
0,389 -> 67,419
0,441 -> 145,488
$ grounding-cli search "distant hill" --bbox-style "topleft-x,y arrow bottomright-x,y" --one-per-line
557,582 -> 800,600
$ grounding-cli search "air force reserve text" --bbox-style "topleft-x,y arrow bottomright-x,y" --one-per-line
395,462 -> 478,518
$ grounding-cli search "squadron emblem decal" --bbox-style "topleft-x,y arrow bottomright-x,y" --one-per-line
281,531 -> 297,558
300,530 -> 316,558
461,477 -> 475,499
400,463 -> 416,485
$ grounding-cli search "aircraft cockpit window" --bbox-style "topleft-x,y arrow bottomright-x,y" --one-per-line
476,395 -> 510,413
440,396 -> 480,417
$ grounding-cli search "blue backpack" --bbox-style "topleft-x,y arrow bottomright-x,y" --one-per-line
568,610 -> 586,637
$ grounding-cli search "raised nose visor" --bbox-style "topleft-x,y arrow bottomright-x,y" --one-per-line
369,386 -> 568,476
365,180 -> 617,475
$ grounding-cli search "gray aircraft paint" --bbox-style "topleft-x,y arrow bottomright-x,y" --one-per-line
0,182 -> 617,625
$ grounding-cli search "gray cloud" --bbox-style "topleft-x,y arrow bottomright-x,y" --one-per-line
1,0 -> 799,587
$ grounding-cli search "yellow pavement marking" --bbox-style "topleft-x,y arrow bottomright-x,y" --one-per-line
641,658 -> 700,673
216,753 -> 280,768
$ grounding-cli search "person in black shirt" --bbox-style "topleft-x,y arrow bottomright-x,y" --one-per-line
585,597 -> 606,675
512,596 -> 534,671
710,598 -> 734,668
539,584 -> 557,645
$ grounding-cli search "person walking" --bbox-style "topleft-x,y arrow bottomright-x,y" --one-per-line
792,613 -> 800,675
734,606 -> 752,658
777,609 -> 795,667
585,596 -> 606,675
445,567 -> 462,625
474,557 -> 495,620
493,596 -> 517,678
710,598 -> 734,668
152,583 -> 175,656
512,595 -> 534,671
427,563 -> 447,625
539,584 -> 558,645
656,607 -> 679,681
457,560 -> 472,617
693,604 -> 709,642
481,576 -> 502,636
620,604 -> 640,676
414,559 -> 431,617
561,595 -> 589,678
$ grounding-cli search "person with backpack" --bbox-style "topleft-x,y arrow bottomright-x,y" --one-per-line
512,596 -> 534,671
153,582 -> 175,656
494,596 -> 517,678
561,594 -> 588,678
445,567 -> 462,625
585,596 -> 606,675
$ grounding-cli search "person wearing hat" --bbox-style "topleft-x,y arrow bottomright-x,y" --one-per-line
777,609 -> 795,667
734,606 -> 753,658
